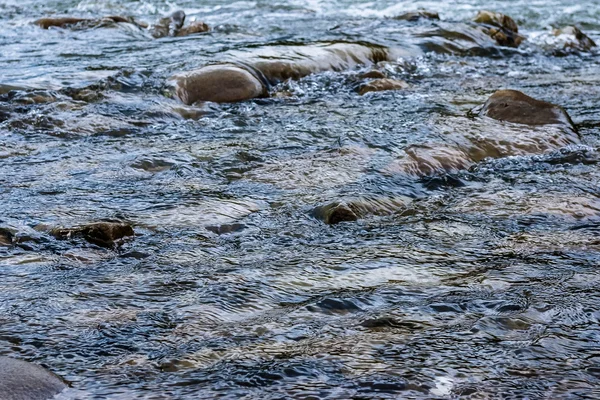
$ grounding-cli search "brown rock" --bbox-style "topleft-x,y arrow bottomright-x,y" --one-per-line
393,11 -> 440,22
51,222 -> 134,248
359,78 -> 409,95
358,70 -> 387,79
175,21 -> 210,37
473,10 -> 524,47
151,10 -> 186,38
313,203 -> 358,225
479,90 -> 576,130
171,64 -> 267,104
34,17 -> 90,29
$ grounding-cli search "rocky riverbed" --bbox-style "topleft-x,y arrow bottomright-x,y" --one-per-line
1,0 -> 600,398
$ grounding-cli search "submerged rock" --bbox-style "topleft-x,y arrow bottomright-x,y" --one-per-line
478,89 -> 576,130
313,197 -> 411,225
170,42 -> 403,104
0,357 -> 67,400
51,222 -> 134,248
359,78 -> 409,95
393,11 -> 440,22
472,10 -> 524,47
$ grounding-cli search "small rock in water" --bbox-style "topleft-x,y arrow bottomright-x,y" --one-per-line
552,26 -> 597,53
478,89 -> 576,130
359,78 -> 409,95
175,21 -> 210,37
473,10 -> 524,47
358,70 -> 387,79
51,222 -> 134,248
205,223 -> 247,235
312,203 -> 358,225
393,11 -> 440,22
0,356 -> 67,400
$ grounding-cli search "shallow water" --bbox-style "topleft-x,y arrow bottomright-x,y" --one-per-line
1,0 -> 600,398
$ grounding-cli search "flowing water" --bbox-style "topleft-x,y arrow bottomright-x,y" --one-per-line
1,0 -> 600,398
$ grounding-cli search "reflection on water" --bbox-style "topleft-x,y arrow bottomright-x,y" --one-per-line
1,0 -> 600,398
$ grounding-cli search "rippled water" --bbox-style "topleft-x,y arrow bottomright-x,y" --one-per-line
1,0 -> 600,398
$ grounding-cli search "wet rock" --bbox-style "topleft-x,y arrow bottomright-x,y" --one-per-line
34,15 -> 139,30
170,64 -> 268,104
478,90 -> 576,130
0,356 -> 67,400
359,78 -> 409,95
34,17 -> 90,29
358,70 -> 387,79
170,43 -> 408,103
393,11 -> 440,22
205,223 -> 247,235
0,227 -> 14,246
472,10 -> 524,47
313,196 -> 410,224
51,222 -> 134,248
150,10 -> 186,38
312,202 -> 358,225
552,26 -> 596,53
175,21 -> 210,37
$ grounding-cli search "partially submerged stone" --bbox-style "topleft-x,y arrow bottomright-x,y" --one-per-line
51,221 -> 134,248
175,21 -> 210,37
359,78 -> 409,95
313,202 -> 358,225
170,42 -> 404,103
472,10 -> 524,47
0,227 -> 13,246
358,70 -> 387,79
478,89 -> 576,130
552,26 -> 596,53
393,11 -> 440,22
0,356 -> 67,400
34,10 -> 208,38
171,64 -> 268,104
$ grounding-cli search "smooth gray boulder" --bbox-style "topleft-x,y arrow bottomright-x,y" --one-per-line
0,357 -> 67,400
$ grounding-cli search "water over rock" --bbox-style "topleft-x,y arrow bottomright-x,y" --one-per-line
0,356 -> 67,400
478,89 -> 577,130
51,221 -> 134,248
359,78 -> 409,95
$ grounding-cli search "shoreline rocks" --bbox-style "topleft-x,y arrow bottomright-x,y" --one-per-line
0,357 -> 67,400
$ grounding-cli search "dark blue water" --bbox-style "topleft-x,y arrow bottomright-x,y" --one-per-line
1,1 -> 600,398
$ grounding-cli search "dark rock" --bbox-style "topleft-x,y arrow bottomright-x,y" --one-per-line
393,11 -> 440,22
478,89 -> 576,130
312,202 -> 358,225
359,78 -> 409,95
51,222 -> 134,248
205,223 -> 247,235
0,228 -> 13,246
0,356 -> 67,400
